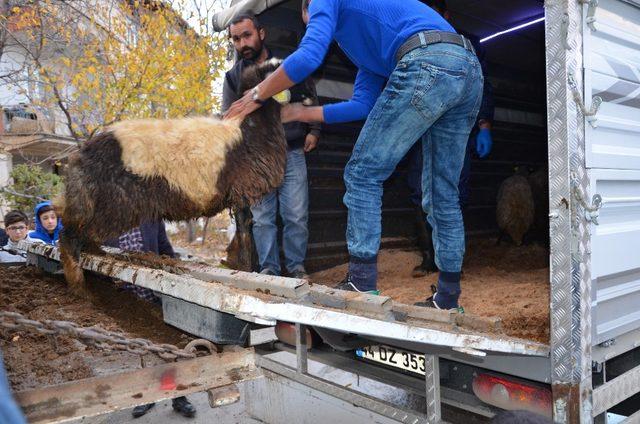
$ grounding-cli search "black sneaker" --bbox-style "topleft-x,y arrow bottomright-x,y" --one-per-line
132,402 -> 155,418
172,396 -> 196,418
415,285 -> 464,313
334,274 -> 380,295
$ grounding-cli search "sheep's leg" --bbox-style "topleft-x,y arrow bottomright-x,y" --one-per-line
59,226 -> 90,299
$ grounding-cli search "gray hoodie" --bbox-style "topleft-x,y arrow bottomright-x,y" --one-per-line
0,236 -> 38,263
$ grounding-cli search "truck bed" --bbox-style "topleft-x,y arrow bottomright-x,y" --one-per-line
311,239 -> 550,344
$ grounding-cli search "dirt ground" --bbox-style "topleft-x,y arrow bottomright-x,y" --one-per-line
168,215 -> 231,264
311,238 -> 550,344
0,266 -> 190,391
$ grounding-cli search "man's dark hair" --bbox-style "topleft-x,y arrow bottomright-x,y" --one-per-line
229,13 -> 262,31
37,204 -> 54,218
4,210 -> 28,227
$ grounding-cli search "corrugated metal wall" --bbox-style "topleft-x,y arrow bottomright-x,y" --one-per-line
583,0 -> 640,344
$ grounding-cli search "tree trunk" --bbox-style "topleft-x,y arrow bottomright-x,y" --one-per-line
201,217 -> 210,245
187,219 -> 196,243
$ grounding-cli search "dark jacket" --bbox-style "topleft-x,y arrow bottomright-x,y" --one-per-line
29,201 -> 62,245
105,221 -> 175,257
138,222 -> 175,257
222,48 -> 321,150
462,30 -> 495,124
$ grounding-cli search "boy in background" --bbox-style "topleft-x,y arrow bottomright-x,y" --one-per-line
1,210 -> 35,263
29,201 -> 62,245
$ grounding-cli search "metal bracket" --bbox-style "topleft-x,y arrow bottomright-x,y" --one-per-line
592,361 -> 603,373
295,323 -> 308,374
568,73 -> 603,126
571,180 -> 603,225
579,0 -> 598,31
569,178 -> 602,262
598,339 -> 616,348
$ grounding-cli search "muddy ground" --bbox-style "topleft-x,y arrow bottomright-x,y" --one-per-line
0,266 -> 190,391
311,239 -> 550,344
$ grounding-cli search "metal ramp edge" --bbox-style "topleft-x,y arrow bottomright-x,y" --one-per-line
23,242 -> 550,358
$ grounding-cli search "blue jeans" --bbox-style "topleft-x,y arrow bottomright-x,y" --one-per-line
344,43 -> 483,292
251,148 -> 309,275
407,127 -> 478,210
0,353 -> 26,424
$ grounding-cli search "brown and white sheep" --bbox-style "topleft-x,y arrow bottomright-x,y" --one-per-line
57,60 -> 288,296
496,167 -> 535,246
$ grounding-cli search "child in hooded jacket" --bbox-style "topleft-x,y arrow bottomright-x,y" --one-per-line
29,201 -> 62,245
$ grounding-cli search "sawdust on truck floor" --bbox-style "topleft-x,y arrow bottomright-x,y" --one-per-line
310,238 -> 550,344
0,266 -> 190,391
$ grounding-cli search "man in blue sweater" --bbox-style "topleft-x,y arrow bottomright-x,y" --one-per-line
225,0 -> 483,310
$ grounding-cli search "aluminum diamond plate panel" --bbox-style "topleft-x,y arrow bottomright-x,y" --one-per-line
592,363 -> 640,416
424,355 -> 441,423
545,0 -> 595,421
546,0 -> 578,383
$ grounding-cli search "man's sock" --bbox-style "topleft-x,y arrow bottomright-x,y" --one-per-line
435,271 -> 461,309
348,256 -> 378,292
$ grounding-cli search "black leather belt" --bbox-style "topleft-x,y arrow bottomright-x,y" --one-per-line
395,30 -> 475,63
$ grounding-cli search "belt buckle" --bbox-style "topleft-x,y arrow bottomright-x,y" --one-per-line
462,36 -> 471,50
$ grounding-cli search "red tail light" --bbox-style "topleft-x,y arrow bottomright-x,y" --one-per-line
472,373 -> 552,418
274,321 -> 314,348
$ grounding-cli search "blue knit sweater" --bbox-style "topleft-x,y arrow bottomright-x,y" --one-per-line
282,0 -> 455,123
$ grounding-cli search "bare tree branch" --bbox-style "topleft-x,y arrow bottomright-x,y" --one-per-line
0,185 -> 48,201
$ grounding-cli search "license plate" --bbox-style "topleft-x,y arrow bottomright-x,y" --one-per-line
355,345 -> 426,376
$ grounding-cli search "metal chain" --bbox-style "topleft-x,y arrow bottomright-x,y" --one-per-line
568,73 -> 603,124
571,178 -> 603,226
0,310 -> 212,360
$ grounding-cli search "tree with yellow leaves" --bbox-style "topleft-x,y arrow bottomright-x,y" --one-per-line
0,0 -> 228,141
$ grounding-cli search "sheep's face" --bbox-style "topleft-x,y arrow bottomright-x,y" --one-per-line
239,58 -> 284,93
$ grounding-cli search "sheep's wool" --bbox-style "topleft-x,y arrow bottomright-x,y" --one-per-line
111,117 -> 242,209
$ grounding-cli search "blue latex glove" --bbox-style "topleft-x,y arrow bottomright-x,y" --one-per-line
475,128 -> 492,159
